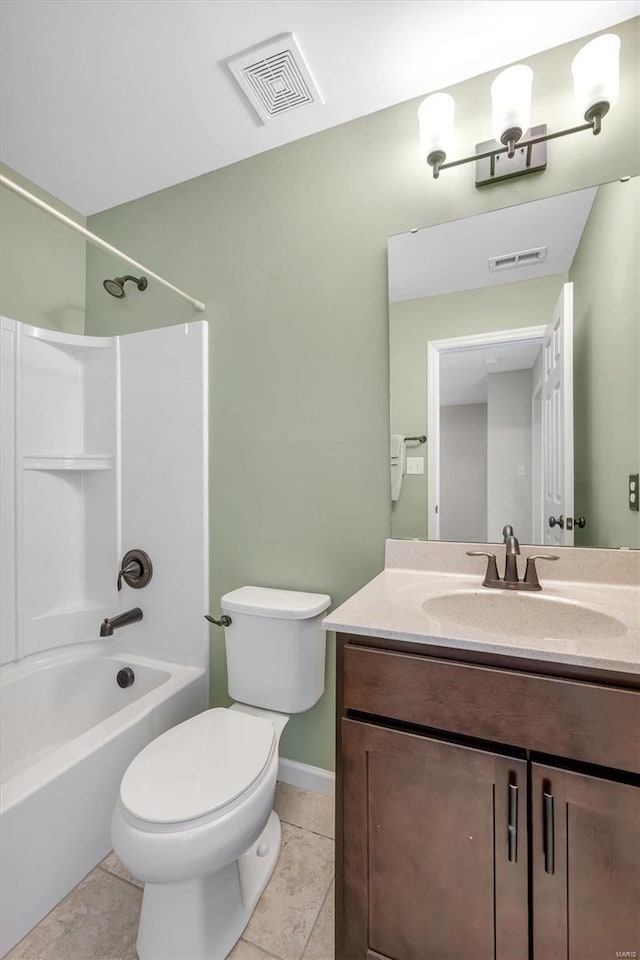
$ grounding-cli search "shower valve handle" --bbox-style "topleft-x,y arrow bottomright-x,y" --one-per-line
118,560 -> 142,591
117,549 -> 153,591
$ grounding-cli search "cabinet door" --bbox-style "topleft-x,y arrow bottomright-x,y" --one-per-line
341,719 -> 528,960
532,763 -> 640,960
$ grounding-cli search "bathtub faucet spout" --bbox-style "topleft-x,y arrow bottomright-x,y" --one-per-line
100,607 -> 143,637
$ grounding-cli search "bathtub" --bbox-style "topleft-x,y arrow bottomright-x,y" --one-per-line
0,643 -> 207,957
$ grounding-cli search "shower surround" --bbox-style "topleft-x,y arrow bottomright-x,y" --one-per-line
0,317 -> 209,956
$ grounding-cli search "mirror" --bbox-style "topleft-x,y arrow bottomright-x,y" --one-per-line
388,177 -> 639,549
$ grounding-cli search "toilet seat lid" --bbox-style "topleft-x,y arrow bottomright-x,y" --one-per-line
120,708 -> 275,824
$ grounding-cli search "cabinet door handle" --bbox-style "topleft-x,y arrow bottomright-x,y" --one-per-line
543,791 -> 555,875
508,782 -> 518,863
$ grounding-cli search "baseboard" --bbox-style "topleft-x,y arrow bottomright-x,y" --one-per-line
277,758 -> 335,797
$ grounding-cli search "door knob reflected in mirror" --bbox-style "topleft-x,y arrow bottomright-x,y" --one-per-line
575,516 -> 587,528
548,515 -> 565,529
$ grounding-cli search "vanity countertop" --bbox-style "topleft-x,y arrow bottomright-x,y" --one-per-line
324,540 -> 640,676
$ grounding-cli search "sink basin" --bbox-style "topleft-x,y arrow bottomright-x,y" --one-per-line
422,591 -> 627,641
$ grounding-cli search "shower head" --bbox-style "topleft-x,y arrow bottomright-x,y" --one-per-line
103,277 -> 125,298
103,275 -> 148,299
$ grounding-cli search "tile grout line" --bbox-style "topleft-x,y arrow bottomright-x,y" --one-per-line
298,871 -> 335,960
278,818 -> 335,842
275,785 -> 335,843
239,938 -> 289,960
97,863 -> 144,892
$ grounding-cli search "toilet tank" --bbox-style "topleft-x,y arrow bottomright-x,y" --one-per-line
220,586 -> 331,714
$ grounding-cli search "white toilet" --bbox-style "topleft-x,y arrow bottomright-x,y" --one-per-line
111,586 -> 331,960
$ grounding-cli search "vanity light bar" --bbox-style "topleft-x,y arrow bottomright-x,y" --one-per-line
432,117 -> 600,185
419,34 -> 620,186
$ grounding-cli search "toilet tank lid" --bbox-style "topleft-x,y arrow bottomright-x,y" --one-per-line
221,586 -> 331,619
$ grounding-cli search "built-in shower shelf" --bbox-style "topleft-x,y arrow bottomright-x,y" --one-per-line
23,454 -> 113,471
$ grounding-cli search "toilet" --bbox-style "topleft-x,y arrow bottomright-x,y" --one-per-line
111,586 -> 331,960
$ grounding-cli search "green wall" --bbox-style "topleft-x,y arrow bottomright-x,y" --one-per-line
390,273 -> 567,539
572,177 -> 640,548
1,163 -> 86,333
84,21 -> 640,771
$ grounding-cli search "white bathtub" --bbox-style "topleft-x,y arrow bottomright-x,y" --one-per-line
0,643 -> 207,957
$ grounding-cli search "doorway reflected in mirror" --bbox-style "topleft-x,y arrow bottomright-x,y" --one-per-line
388,177 -> 639,549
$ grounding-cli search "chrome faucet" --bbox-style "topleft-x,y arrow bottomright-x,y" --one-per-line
467,525 -> 559,591
99,607 -> 143,637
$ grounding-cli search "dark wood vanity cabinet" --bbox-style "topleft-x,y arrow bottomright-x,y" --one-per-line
342,719 -> 529,960
336,634 -> 640,960
531,763 -> 640,960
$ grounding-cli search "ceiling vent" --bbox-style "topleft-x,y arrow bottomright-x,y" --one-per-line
226,33 -> 323,125
489,246 -> 547,272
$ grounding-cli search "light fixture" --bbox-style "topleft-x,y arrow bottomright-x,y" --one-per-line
571,33 -> 620,133
418,93 -> 455,174
419,33 -> 620,186
490,65 -> 533,157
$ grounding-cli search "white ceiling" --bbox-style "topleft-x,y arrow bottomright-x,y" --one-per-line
1,0 -> 638,215
440,340 -> 541,406
387,186 -> 598,301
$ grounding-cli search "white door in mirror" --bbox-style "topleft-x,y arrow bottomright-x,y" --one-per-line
543,283 -> 574,547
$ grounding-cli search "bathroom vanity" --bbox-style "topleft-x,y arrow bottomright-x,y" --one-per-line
325,541 -> 640,960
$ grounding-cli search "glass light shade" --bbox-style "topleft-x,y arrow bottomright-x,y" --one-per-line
418,93 -> 455,162
571,34 -> 620,119
490,64 -> 533,144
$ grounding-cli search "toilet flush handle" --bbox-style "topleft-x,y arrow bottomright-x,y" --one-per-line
205,614 -> 232,627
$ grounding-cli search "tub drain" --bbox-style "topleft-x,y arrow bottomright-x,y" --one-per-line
117,667 -> 135,688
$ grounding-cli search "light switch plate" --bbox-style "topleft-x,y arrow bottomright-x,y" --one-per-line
406,457 -> 424,475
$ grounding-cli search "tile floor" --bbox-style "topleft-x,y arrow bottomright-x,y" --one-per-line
6,783 -> 335,960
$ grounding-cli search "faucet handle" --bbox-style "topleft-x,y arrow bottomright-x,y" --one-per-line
502,524 -> 514,541
523,554 -> 559,590
466,551 -> 500,585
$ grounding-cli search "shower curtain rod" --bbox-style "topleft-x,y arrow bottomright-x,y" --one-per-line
1,174 -> 206,312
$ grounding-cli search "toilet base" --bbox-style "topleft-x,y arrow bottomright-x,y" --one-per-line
136,811 -> 282,960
